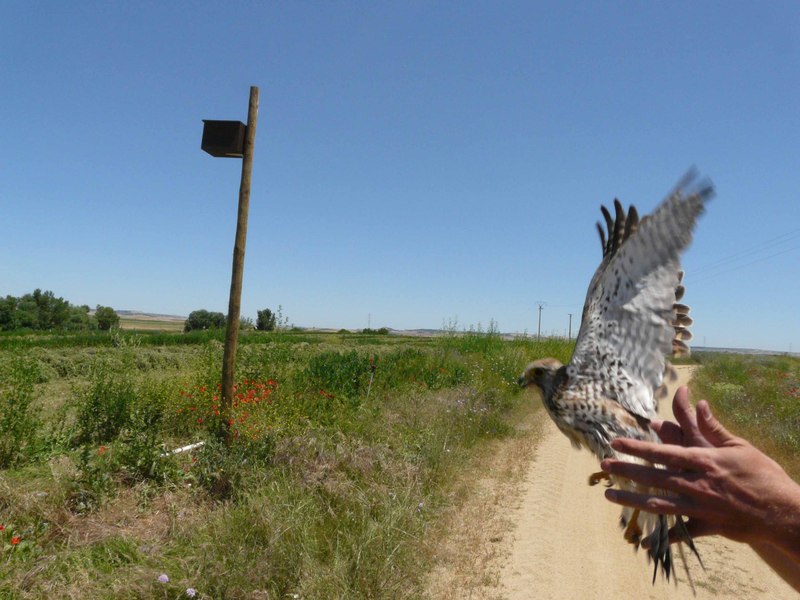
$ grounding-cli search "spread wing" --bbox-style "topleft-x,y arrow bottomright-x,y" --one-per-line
566,171 -> 713,419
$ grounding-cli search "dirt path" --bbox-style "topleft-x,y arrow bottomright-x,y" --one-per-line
428,366 -> 797,599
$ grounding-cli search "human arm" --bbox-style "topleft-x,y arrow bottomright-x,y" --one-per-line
600,387 -> 800,590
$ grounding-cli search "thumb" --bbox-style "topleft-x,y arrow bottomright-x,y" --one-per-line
697,400 -> 737,447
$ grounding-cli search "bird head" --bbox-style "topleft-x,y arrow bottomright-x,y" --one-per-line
518,358 -> 564,397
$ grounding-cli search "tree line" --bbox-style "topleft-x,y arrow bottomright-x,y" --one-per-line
0,289 -> 284,334
0,289 -> 119,332
184,307 -> 280,332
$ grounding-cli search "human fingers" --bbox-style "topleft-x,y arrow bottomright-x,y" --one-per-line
610,438 -> 702,471
697,401 -> 738,448
600,459 -> 701,496
672,387 -> 702,444
651,419 -> 684,446
604,488 -> 695,516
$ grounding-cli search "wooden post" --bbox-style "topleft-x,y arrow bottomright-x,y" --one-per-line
220,86 -> 259,443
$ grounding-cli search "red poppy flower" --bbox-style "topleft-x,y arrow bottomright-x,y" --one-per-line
11,536 -> 21,545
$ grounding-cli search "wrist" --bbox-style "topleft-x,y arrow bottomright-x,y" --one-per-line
763,478 -> 800,561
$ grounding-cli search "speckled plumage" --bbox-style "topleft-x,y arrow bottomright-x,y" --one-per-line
519,170 -> 712,584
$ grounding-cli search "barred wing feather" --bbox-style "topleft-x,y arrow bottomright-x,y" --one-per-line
568,172 -> 713,419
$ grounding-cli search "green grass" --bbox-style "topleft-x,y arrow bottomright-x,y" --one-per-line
0,329 -> 573,599
5,329 -> 793,598
691,352 -> 800,479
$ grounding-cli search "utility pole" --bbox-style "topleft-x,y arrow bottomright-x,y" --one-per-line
535,302 -> 545,340
201,86 -> 259,444
568,313 -> 573,339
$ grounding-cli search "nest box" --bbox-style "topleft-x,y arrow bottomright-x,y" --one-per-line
201,120 -> 246,158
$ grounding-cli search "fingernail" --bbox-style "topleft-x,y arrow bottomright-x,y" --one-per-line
699,401 -> 712,421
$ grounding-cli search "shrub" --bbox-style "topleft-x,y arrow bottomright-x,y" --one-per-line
117,382 -> 178,483
193,434 -> 276,499
301,350 -> 368,399
0,355 -> 41,468
68,443 -> 117,513
72,361 -> 137,446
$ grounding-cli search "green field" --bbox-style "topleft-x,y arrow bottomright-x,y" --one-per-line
1,329 -> 796,598
118,316 -> 185,332
0,329 -> 572,598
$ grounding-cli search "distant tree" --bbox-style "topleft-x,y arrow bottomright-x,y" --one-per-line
362,327 -> 390,335
184,309 -> 226,332
95,305 -> 120,331
240,316 -> 255,330
15,294 -> 39,329
32,289 -> 70,329
0,296 -> 17,331
0,290 -> 94,332
256,309 -> 276,331
66,305 -> 93,330
184,310 -> 207,332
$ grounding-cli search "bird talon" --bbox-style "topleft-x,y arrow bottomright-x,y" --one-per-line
623,508 -> 642,547
588,471 -> 612,486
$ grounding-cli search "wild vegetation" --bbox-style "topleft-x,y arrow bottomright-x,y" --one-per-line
2,322 -> 794,598
691,352 -> 800,479
0,327 -> 573,598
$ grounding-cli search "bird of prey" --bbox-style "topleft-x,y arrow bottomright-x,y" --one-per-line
518,171 -> 712,583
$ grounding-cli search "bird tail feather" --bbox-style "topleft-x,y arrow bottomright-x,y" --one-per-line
620,485 -> 702,586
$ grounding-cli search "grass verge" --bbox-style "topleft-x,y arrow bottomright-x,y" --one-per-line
691,352 -> 800,479
0,330 -> 572,598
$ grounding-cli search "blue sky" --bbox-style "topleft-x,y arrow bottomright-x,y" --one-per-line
2,2 -> 798,351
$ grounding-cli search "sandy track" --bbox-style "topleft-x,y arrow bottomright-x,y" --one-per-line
427,366 -> 797,599
496,365 -> 796,599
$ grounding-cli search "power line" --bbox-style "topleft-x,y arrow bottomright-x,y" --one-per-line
693,245 -> 800,284
692,228 -> 800,277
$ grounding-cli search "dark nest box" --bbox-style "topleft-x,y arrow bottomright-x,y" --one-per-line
201,120 -> 246,158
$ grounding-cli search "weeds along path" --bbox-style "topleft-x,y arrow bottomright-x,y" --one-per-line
427,366 -> 798,599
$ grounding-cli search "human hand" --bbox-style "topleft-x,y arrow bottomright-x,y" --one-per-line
645,385 -> 713,450
601,387 -> 800,549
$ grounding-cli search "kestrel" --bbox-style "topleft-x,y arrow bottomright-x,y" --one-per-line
518,171 -> 712,582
